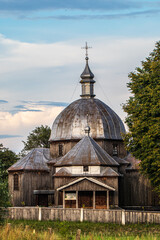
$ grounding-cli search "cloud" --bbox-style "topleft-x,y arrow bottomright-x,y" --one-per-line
0,35 -> 158,153
21,101 -> 68,107
0,1 -> 159,22
24,9 -> 160,21
10,109 -> 43,113
0,134 -> 22,139
0,100 -> 8,104
14,105 -> 25,109
0,105 -> 64,152
8,101 -> 69,114
0,34 -> 80,75
0,0 -> 141,12
11,104 -> 44,113
12,104 -> 42,113
8,101 -> 68,114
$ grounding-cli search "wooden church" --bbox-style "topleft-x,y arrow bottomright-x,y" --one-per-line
8,44 -> 159,209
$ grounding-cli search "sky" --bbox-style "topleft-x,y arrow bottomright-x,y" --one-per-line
0,0 -> 160,153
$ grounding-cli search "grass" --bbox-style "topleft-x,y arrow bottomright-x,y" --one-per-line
0,220 -> 159,240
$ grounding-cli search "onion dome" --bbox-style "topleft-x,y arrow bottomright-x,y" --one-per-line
50,98 -> 125,141
50,43 -> 125,142
80,57 -> 94,80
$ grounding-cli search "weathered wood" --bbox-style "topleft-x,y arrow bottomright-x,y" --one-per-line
76,229 -> 81,240
8,172 -> 53,207
93,191 -> 95,209
107,191 -> 109,209
7,207 -> 160,224
38,207 -> 41,221
76,191 -> 78,209
63,191 -> 65,209
50,139 -> 126,159
59,179 -> 109,191
119,172 -> 160,207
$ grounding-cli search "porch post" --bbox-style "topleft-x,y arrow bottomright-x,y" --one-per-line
63,191 -> 65,209
93,191 -> 95,209
107,191 -> 109,209
56,190 -> 59,206
76,191 -> 78,209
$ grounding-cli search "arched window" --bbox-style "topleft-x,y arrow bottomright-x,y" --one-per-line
14,174 -> 19,190
58,144 -> 63,156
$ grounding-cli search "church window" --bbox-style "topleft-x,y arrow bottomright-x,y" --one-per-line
14,174 -> 19,191
113,144 -> 118,156
58,144 -> 63,156
82,84 -> 85,95
83,166 -> 89,172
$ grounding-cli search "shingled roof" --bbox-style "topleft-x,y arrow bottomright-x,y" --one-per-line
113,156 -> 129,166
8,148 -> 51,172
101,167 -> 120,176
54,136 -> 119,167
54,167 -> 72,177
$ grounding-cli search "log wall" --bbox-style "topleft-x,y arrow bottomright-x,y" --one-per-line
50,139 -> 126,159
8,207 -> 160,224
8,171 -> 53,206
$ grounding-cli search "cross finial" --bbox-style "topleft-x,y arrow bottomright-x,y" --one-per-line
82,42 -> 92,59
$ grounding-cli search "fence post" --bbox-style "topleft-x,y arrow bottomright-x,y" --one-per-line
122,210 -> 125,225
76,229 -> 81,240
38,207 -> 42,221
80,208 -> 83,222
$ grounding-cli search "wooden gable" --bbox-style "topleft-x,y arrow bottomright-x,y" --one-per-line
57,177 -> 115,192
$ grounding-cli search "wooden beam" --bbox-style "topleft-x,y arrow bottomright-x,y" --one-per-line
57,191 -> 59,206
93,191 -> 95,209
107,191 -> 109,209
76,191 -> 78,209
63,191 -> 65,209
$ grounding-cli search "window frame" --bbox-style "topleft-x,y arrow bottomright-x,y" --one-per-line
58,144 -> 63,156
113,144 -> 118,156
83,166 -> 89,172
13,173 -> 19,191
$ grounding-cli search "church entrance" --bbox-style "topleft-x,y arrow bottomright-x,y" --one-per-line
78,191 -> 93,208
57,177 -> 116,209
34,190 -> 54,207
95,191 -> 107,209
37,194 -> 48,207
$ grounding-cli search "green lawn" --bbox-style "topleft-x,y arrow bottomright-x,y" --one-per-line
0,220 -> 159,239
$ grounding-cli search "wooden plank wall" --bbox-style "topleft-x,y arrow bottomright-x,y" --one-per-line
119,172 -> 160,207
9,172 -> 53,206
8,207 -> 160,224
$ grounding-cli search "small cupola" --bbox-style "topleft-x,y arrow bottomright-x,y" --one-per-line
80,42 -> 95,98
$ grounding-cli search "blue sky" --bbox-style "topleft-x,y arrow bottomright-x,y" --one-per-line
0,0 -> 160,152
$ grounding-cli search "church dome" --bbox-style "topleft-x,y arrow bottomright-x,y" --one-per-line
50,43 -> 125,142
50,98 -> 125,141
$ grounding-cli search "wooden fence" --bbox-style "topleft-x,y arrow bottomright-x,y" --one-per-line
8,207 -> 160,224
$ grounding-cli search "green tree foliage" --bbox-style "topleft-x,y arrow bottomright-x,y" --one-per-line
0,144 -> 18,207
22,125 -> 51,152
123,41 -> 160,195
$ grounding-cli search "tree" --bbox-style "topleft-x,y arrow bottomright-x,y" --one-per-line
0,144 -> 18,208
123,41 -> 160,196
22,125 -> 51,153
0,144 -> 18,181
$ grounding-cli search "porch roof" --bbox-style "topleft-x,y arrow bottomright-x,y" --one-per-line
33,190 -> 54,195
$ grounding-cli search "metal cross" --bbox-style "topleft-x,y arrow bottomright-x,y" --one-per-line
82,42 -> 92,58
